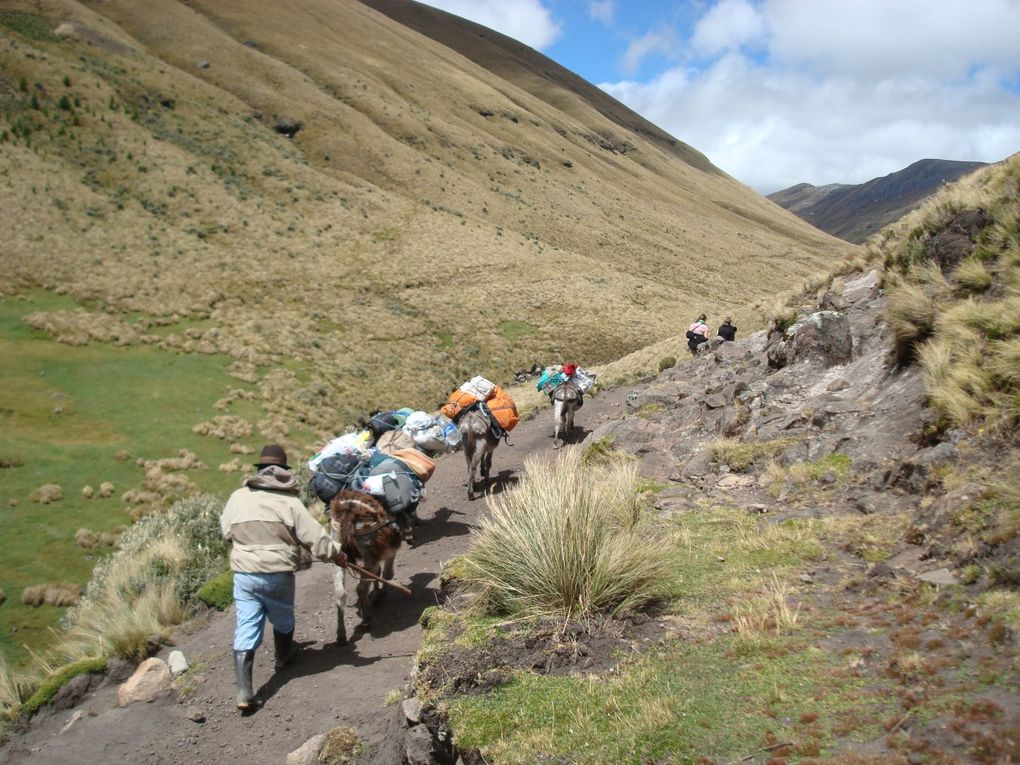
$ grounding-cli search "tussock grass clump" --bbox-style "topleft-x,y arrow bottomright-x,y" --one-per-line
459,448 -> 672,620
319,726 -> 363,765
20,583 -> 81,608
877,153 -> 1020,428
709,437 -> 799,472
55,493 -> 226,661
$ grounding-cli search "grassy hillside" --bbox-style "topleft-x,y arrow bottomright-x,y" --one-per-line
0,0 -> 852,664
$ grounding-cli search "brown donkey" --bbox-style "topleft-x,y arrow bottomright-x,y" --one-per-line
328,489 -> 401,642
459,408 -> 500,500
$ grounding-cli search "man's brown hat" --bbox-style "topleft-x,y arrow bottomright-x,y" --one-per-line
255,444 -> 289,469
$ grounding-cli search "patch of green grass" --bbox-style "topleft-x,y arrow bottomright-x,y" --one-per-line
500,320 -> 537,342
580,435 -> 623,466
0,11 -> 59,42
667,505 -> 825,612
635,402 -> 663,419
446,641 -> 882,764
0,293 -> 263,666
635,478 -> 669,494
20,657 -> 107,717
195,569 -> 233,610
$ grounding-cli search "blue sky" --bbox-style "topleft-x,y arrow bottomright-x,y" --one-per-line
417,0 -> 1020,194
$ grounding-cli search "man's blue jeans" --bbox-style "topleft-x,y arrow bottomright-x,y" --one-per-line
233,571 -> 296,651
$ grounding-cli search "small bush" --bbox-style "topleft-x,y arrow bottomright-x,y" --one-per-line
886,282 -> 938,365
20,658 -> 107,717
29,483 -> 62,504
319,726 -> 363,765
658,355 -> 676,372
954,257 -> 993,292
21,583 -> 81,607
196,570 -> 233,610
459,449 -> 673,620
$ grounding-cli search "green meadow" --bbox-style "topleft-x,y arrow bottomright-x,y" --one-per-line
0,293 -> 266,666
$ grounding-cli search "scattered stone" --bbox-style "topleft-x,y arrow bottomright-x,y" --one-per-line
715,474 -> 756,490
52,672 -> 101,710
242,39 -> 258,48
401,696 -> 422,725
799,572 -> 815,583
404,724 -> 437,765
704,393 -> 727,409
58,710 -> 84,735
841,269 -> 881,303
53,406 -> 64,415
274,115 -> 303,137
917,568 -> 959,586
196,60 -> 210,69
716,556 -> 726,563
167,650 -> 189,677
826,378 -> 850,392
54,22 -> 77,38
867,563 -> 894,579
185,706 -> 206,723
286,733 -> 327,765
118,658 -> 171,706
747,503 -> 769,514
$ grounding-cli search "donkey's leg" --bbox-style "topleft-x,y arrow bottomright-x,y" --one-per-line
552,400 -> 563,448
466,441 -> 482,500
566,402 -> 576,434
481,447 -> 493,483
356,576 -> 372,624
332,564 -> 347,645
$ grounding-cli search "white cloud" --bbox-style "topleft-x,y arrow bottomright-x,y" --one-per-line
601,0 -> 1020,193
690,0 -> 764,57
762,0 -> 1020,79
588,1 -> 615,26
602,51 -> 1020,193
621,27 -> 678,76
416,0 -> 561,50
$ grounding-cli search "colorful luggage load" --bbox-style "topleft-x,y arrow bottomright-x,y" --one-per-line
536,363 -> 596,395
481,385 -> 519,433
403,411 -> 462,454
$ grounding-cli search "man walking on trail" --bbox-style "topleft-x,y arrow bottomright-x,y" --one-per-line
717,316 -> 737,342
221,444 -> 348,711
686,314 -> 710,354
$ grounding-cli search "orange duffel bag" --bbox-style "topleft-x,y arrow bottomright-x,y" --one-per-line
484,385 -> 519,432
441,389 -> 479,421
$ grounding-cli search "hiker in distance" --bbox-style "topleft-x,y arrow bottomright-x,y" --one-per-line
221,444 -> 349,712
686,313 -> 710,354
717,315 -> 737,342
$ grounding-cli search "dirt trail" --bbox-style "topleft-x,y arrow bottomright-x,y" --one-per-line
0,386 -> 632,765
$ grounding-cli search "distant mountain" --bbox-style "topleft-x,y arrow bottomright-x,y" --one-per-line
768,159 -> 988,243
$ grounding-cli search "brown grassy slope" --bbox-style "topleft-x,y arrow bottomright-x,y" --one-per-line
0,0 -> 852,431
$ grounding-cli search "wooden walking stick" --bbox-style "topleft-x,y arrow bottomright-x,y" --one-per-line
345,562 -> 412,595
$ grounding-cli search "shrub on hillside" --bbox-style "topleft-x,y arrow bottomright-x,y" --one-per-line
458,449 -> 672,620
60,493 -> 227,660
196,570 -> 233,610
658,355 -> 676,372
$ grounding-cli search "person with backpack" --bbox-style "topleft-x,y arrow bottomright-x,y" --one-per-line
221,444 -> 349,712
686,314 -> 710,354
717,316 -> 737,341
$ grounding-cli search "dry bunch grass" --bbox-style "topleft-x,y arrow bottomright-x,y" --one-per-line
732,574 -> 801,649
20,583 -> 81,608
28,484 -> 62,504
459,448 -> 672,621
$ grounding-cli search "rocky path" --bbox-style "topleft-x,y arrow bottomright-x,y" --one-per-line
0,385 -> 633,765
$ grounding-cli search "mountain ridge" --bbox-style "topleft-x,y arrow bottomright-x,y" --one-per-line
768,158 -> 988,243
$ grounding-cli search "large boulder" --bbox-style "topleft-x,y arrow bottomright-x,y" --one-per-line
768,311 -> 853,369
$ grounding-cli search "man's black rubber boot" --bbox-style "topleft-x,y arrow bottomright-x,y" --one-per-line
273,629 -> 295,671
234,649 -> 256,711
